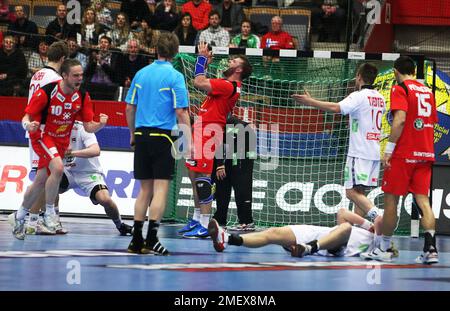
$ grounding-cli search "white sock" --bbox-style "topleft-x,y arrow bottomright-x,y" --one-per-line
200,214 -> 210,228
359,219 -> 372,231
28,213 -> 39,226
380,235 -> 392,251
375,235 -> 382,248
16,206 -> 29,221
45,204 -> 56,216
193,208 -> 201,222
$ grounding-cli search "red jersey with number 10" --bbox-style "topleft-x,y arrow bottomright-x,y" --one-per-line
390,79 -> 437,161
195,79 -> 241,127
25,82 -> 94,145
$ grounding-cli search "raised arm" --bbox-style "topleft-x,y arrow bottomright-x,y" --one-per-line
291,90 -> 341,113
193,42 -> 213,93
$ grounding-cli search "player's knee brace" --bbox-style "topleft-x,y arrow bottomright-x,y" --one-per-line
195,177 -> 214,204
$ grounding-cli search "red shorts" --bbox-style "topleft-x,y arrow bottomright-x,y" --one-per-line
185,126 -> 223,175
381,157 -> 432,196
31,135 -> 68,169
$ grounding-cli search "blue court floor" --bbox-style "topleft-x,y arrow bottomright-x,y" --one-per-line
0,215 -> 449,291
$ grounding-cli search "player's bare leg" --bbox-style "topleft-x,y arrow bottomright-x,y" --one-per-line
183,172 -> 213,238
140,179 -> 170,255
346,187 -> 379,221
414,194 -> 439,264
95,189 -> 132,236
178,170 -> 202,234
128,179 -> 153,253
41,157 -> 64,230
9,168 -> 48,239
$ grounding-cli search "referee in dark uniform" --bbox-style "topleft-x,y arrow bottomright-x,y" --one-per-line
212,114 -> 257,231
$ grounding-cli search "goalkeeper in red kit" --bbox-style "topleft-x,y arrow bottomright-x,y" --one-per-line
180,42 -> 252,238
361,56 -> 439,264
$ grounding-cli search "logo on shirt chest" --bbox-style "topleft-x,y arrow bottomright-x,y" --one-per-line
64,103 -> 72,110
414,118 -> 424,131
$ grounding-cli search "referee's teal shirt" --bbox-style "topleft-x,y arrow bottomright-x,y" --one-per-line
125,60 -> 189,130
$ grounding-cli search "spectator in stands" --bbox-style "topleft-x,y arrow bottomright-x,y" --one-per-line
0,0 -> 15,25
0,35 -> 27,96
67,37 -> 88,70
182,0 -> 212,31
311,0 -> 346,42
115,39 -> 148,88
214,0 -> 244,35
199,10 -> 230,47
107,12 -> 134,52
0,31 -> 3,48
28,40 -> 49,77
45,4 -> 78,45
7,5 -> 38,49
230,19 -> 260,48
261,16 -> 295,50
153,0 -> 180,32
134,17 -> 160,54
120,0 -> 152,30
173,12 -> 197,46
84,35 -> 119,100
80,7 -> 105,49
91,0 -> 113,31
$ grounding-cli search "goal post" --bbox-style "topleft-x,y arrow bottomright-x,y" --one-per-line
167,47 -> 429,235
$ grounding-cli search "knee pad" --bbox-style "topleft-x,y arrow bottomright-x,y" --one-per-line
195,177 -> 214,204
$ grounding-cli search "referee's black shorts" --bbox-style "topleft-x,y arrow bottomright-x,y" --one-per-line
134,127 -> 176,180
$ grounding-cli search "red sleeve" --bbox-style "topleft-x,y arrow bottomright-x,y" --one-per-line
390,85 -> 409,112
283,33 -> 295,49
25,88 -> 48,117
210,79 -> 235,97
260,34 -> 267,48
79,92 -> 94,122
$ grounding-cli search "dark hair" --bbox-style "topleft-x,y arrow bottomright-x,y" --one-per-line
209,10 -> 220,19
241,19 -> 252,28
99,35 -> 112,44
357,63 -> 378,85
394,56 -> 416,75
47,41 -> 69,62
60,58 -> 82,76
157,32 -> 179,59
236,55 -> 252,80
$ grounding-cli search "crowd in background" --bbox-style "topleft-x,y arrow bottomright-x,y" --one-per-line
0,0 -> 349,99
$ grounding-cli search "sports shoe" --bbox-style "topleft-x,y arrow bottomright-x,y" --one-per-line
43,213 -> 59,231
54,221 -> 68,235
26,219 -> 56,235
8,212 -> 26,240
127,235 -> 144,254
141,240 -> 169,256
208,219 -> 228,252
291,243 -> 311,258
416,251 -> 439,264
360,247 -> 395,262
229,223 -> 256,232
177,219 -> 200,234
118,223 -> 133,236
183,224 -> 209,238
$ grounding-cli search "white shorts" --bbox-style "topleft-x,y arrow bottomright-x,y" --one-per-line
288,225 -> 334,256
29,139 -> 39,170
288,225 -> 375,257
60,169 -> 107,204
344,156 -> 380,189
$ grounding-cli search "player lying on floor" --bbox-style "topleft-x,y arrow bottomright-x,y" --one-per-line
209,208 -> 398,258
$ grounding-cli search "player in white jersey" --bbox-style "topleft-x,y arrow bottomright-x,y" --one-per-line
292,63 -> 385,236
57,121 -> 133,235
208,208 -> 391,258
23,41 -> 69,235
